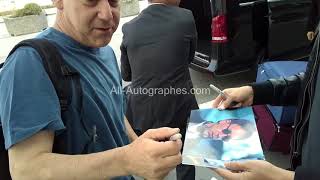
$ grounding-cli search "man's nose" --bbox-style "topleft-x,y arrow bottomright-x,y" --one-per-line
98,0 -> 113,21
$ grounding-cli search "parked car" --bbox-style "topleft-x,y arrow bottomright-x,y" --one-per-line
180,0 -> 312,75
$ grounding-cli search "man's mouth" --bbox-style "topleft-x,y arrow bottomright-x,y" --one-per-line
95,27 -> 113,33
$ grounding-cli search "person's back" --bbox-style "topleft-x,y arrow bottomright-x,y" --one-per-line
121,2 -> 198,132
122,5 -> 196,83
120,1 -> 198,180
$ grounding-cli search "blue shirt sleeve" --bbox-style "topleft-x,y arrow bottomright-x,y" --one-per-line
0,47 -> 65,149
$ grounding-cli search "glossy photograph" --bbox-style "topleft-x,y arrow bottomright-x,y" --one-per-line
182,107 -> 265,168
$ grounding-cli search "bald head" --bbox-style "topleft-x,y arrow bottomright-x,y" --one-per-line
52,0 -> 120,48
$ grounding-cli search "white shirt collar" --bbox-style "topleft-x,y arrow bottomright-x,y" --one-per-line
148,2 -> 166,6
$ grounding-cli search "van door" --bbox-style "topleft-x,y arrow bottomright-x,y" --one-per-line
268,0 -> 311,59
214,0 -> 269,74
180,0 -> 212,68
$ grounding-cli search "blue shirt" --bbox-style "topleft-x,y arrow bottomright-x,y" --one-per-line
0,28 -> 131,180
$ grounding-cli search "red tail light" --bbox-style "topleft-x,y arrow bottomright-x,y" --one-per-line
211,15 -> 228,43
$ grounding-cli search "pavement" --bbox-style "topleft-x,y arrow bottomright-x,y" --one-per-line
0,1 -> 290,179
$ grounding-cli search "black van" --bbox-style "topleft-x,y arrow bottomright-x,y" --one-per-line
180,0 -> 311,75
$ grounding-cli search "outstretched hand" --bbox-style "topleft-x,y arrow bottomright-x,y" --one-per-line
213,160 -> 294,180
212,86 -> 254,110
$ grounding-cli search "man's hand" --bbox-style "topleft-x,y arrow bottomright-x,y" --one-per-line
212,86 -> 254,110
213,160 -> 294,180
123,128 -> 182,179
307,31 -> 315,41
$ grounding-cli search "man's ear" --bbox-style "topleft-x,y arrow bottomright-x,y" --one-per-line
52,0 -> 63,10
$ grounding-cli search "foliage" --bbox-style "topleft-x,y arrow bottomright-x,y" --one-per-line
11,3 -> 43,18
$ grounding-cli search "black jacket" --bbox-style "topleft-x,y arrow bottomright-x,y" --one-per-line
251,35 -> 320,179
307,0 -> 320,32
120,4 -> 198,132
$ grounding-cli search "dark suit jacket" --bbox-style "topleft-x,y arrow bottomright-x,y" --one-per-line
121,4 -> 198,133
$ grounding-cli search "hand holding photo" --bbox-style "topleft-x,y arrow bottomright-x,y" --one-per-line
182,107 -> 264,168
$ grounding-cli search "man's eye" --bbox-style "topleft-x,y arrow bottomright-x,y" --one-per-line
109,0 -> 119,7
82,0 -> 98,6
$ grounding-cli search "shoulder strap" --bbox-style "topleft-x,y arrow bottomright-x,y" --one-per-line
7,38 -> 75,111
0,38 -> 79,180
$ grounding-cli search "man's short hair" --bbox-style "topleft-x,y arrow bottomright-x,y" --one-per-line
197,119 -> 255,141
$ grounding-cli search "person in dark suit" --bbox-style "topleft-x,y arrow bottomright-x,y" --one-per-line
120,0 -> 198,179
307,0 -> 320,41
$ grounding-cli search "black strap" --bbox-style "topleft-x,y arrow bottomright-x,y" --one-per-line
7,39 -> 76,111
0,38 -> 80,180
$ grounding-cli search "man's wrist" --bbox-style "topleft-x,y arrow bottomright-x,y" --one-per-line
127,131 -> 138,142
243,85 -> 254,104
131,133 -> 138,141
270,165 -> 294,180
118,145 -> 132,176
280,169 -> 295,180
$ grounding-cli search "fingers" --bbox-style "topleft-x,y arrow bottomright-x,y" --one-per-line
311,33 -> 315,41
212,94 -> 224,108
160,153 -> 182,170
141,128 -> 182,157
230,101 -> 242,108
213,89 -> 238,110
153,139 -> 182,157
308,36 -> 312,41
213,161 -> 252,180
142,127 -> 180,141
307,32 -> 315,41
224,161 -> 250,171
213,168 -> 238,180
217,95 -> 233,110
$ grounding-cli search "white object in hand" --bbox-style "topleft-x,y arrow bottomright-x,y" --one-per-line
209,84 -> 227,99
169,133 -> 182,141
209,84 -> 239,108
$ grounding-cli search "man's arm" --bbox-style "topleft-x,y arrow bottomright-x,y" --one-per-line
9,131 -> 128,180
251,73 -> 305,106
125,116 -> 138,142
120,27 -> 132,82
188,12 -> 197,63
9,128 -> 182,180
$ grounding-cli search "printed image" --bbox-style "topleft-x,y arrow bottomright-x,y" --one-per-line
182,107 -> 265,168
